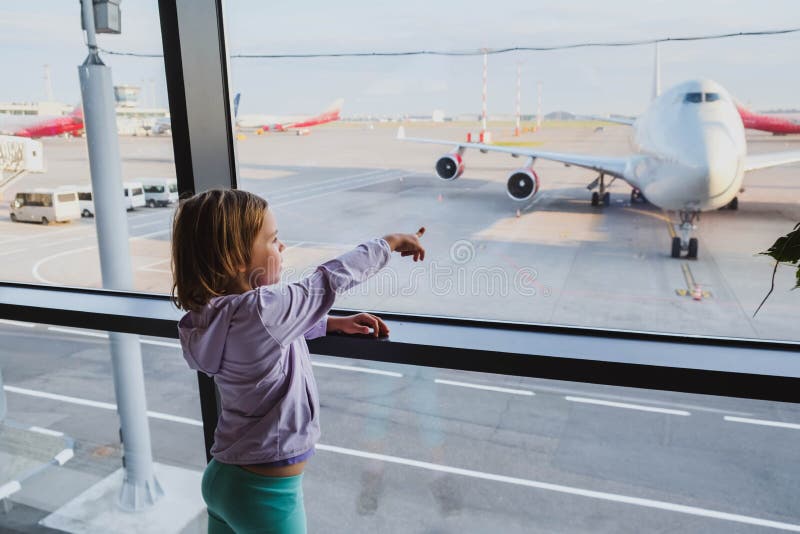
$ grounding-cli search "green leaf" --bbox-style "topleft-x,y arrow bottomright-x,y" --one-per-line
760,222 -> 800,264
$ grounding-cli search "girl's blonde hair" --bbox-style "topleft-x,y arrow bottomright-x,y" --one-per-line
171,188 -> 268,311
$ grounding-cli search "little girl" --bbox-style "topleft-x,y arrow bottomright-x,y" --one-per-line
171,188 -> 425,534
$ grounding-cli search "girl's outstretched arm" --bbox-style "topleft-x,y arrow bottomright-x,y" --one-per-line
257,229 -> 424,346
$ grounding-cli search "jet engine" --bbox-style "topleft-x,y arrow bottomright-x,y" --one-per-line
435,152 -> 465,180
506,167 -> 540,201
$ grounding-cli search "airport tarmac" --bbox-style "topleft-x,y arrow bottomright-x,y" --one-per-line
0,124 -> 799,532
0,122 -> 798,341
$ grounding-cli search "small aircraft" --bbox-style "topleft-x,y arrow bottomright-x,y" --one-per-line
0,106 -> 83,138
237,98 -> 343,136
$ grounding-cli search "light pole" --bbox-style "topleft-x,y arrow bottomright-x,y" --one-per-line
78,0 -> 163,511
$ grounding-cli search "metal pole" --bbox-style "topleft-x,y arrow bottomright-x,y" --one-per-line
481,51 -> 488,137
515,63 -> 521,136
78,0 -> 163,511
536,81 -> 543,129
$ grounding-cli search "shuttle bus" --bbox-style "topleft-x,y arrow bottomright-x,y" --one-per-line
10,189 -> 80,224
123,182 -> 146,210
138,177 -> 178,207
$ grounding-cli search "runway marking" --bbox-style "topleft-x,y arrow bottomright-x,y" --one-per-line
0,481 -> 21,500
272,170 -> 408,208
0,247 -> 32,257
435,379 -> 534,396
268,168 -> 392,197
131,220 -> 169,230
312,361 -> 403,378
269,169 -> 400,201
7,383 -> 800,531
3,385 -> 203,427
4,386 -> 800,532
724,416 -> 800,431
138,258 -> 171,273
316,444 -> 800,533
675,263 -> 712,299
48,326 -> 107,338
566,396 -> 691,416
666,220 -> 677,239
29,426 -> 64,437
0,319 -> 36,328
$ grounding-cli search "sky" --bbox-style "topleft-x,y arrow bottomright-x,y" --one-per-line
0,1 -> 798,117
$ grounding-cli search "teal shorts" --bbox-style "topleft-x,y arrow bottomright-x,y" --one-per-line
202,459 -> 307,534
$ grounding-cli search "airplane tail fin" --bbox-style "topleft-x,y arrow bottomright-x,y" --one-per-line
233,93 -> 241,118
325,98 -> 344,115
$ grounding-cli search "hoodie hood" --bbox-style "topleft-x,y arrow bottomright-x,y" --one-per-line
178,293 -> 248,375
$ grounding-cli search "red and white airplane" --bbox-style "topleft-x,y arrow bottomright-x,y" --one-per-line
736,103 -> 800,135
0,106 -> 83,138
237,99 -> 344,136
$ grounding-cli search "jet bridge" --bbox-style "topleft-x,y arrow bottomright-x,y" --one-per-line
0,135 -> 45,196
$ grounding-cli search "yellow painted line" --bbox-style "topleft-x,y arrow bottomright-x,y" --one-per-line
666,221 -> 677,239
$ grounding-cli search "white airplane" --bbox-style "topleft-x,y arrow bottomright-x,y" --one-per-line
398,78 -> 800,259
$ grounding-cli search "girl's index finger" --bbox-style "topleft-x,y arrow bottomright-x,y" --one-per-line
416,227 -> 426,238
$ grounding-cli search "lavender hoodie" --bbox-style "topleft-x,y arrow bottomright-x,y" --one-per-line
178,238 -> 391,464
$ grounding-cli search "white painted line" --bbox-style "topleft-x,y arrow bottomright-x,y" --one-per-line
132,220 -> 168,230
724,416 -> 800,431
29,426 -> 64,437
268,168 -> 391,196
5,385 -> 117,411
131,228 -> 171,241
316,443 -> 800,532
147,411 -> 203,427
140,339 -> 181,349
32,245 -> 96,285
312,361 -> 402,378
54,449 -> 74,466
0,319 -> 36,328
435,379 -> 534,396
4,385 -> 203,427
47,326 -> 107,339
0,248 -> 30,257
273,172 -> 407,209
9,384 -> 800,531
566,396 -> 691,416
0,481 -> 21,500
45,328 -> 179,349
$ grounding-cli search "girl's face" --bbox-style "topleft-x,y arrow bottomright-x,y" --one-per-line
245,209 -> 285,288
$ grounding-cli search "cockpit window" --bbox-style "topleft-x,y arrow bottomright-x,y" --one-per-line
684,93 -> 703,103
705,92 -> 721,102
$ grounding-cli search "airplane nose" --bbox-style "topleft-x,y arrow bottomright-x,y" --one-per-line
701,127 -> 739,199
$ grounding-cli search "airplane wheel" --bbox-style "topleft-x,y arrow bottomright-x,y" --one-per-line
728,197 -> 738,210
602,192 -> 611,205
687,238 -> 699,259
10,213 -> 16,222
591,192 -> 600,206
41,217 -> 49,225
671,237 -> 682,258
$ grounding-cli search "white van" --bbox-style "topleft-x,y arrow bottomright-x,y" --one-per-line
10,189 -> 80,224
75,186 -> 95,218
138,178 -> 178,208
123,181 -> 146,211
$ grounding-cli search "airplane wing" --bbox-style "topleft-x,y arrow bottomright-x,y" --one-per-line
744,151 -> 800,172
397,127 -> 630,179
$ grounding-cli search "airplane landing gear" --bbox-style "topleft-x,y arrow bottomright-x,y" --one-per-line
630,188 -> 647,203
588,174 -> 614,207
671,210 -> 700,259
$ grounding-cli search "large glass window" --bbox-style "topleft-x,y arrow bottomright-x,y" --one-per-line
226,1 -> 800,342
0,1 -> 175,294
2,318 -> 798,532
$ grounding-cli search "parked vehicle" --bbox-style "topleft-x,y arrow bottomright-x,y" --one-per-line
9,189 -> 80,224
138,177 -> 178,208
123,181 -> 146,211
